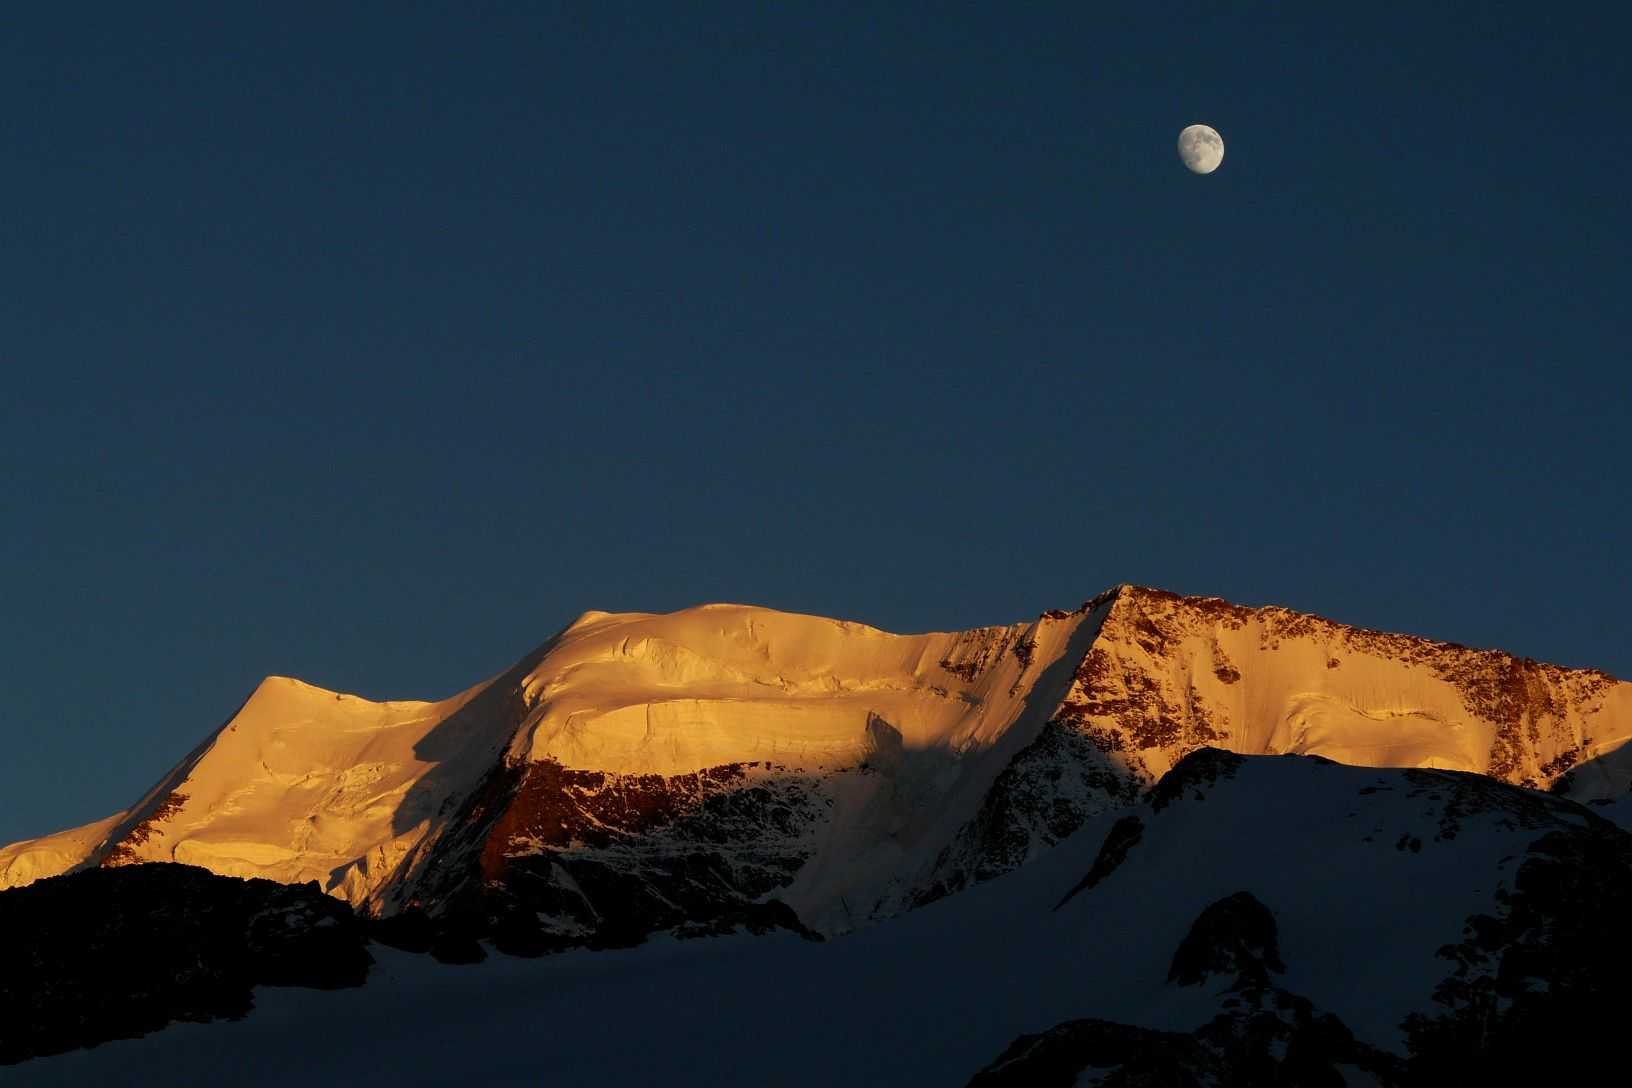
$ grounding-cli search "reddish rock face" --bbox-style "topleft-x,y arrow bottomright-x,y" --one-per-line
389,755 -> 828,954
102,793 -> 189,867
478,760 -> 755,870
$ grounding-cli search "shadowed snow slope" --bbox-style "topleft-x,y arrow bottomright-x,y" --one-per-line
2,585 -> 1628,945
10,753 -> 1630,1084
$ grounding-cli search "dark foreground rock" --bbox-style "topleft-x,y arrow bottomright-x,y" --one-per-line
1166,890 -> 1284,989
968,1019 -> 1211,1087
1402,813 -> 1632,1082
970,890 -> 1401,1087
0,863 -> 371,1065
973,802 -> 1632,1087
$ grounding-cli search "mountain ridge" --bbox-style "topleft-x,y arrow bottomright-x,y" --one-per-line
4,583 -> 1628,951
12,748 -> 1632,1082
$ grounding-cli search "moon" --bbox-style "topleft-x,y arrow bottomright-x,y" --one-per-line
1177,124 -> 1224,174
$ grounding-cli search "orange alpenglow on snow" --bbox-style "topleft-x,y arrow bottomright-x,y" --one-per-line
3,585 -> 1627,939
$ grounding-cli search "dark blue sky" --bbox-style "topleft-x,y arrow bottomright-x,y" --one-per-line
3,4 -> 1628,843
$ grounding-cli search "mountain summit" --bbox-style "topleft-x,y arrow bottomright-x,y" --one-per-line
4,585 -> 1629,952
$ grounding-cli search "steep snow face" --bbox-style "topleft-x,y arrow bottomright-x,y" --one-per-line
0,815 -> 124,891
505,602 -> 1089,776
0,674 -> 521,903
1066,587 -> 1632,793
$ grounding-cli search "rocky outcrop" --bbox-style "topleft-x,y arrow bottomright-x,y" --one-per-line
912,718 -> 1135,907
1052,813 -> 1143,909
0,864 -> 371,1065
387,757 -> 828,955
1403,808 -> 1632,1082
1148,748 -> 1248,812
970,890 -> 1401,1087
102,793 -> 190,867
1166,890 -> 1284,988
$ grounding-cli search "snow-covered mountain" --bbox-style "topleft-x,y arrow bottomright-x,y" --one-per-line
5,584 -> 1632,1080
8,750 -> 1630,1084
4,584 -> 1629,955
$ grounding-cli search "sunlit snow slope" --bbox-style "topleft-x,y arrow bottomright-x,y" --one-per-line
3,585 -> 1628,942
